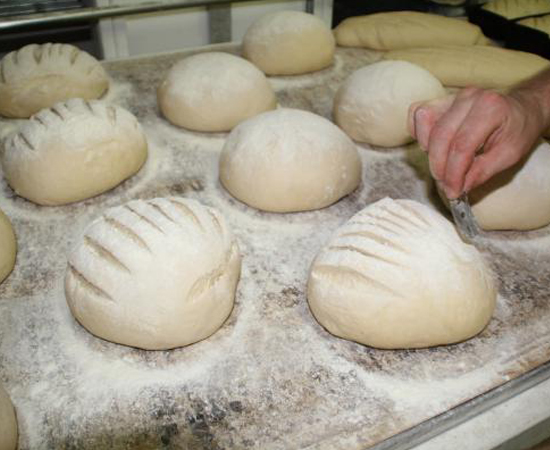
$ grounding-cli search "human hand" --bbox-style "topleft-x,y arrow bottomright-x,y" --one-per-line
408,87 -> 544,199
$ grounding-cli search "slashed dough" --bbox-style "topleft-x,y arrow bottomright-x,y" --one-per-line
333,60 -> 446,147
0,384 -> 17,450
333,11 -> 489,50
157,52 -> 276,132
0,208 -> 16,285
0,43 -> 108,118
2,98 -> 148,206
219,108 -> 362,213
65,197 -> 241,350
242,11 -> 335,75
308,198 -> 496,349
482,0 -> 550,19
383,45 -> 550,88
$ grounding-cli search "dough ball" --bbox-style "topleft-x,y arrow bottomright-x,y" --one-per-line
219,108 -> 362,213
334,60 -> 446,147
383,45 -> 550,89
0,43 -> 109,118
0,384 -> 17,450
242,11 -> 335,75
2,98 -> 148,206
157,52 -> 276,132
443,140 -> 550,230
334,11 -> 488,50
65,197 -> 241,350
0,208 -> 16,285
308,198 -> 496,349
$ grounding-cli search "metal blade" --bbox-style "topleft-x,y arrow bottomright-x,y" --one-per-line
449,193 -> 480,243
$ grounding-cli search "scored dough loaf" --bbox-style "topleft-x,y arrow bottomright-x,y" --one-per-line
518,14 -> 550,33
383,45 -> 550,88
0,384 -> 17,450
65,197 -> 241,350
0,208 -> 16,285
0,43 -> 109,118
482,0 -> 550,19
2,98 -> 148,206
333,11 -> 489,50
157,52 -> 276,132
219,108 -> 362,213
333,60 -> 446,147
308,198 -> 496,349
242,11 -> 335,75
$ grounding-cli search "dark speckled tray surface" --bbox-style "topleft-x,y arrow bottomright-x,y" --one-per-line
0,44 -> 549,449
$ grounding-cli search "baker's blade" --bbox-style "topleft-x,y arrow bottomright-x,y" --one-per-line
449,193 -> 480,242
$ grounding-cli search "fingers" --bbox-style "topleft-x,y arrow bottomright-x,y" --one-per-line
408,95 -> 455,150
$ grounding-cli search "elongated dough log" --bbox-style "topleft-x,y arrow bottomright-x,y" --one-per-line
0,208 -> 16,285
482,0 -> 550,19
65,197 -> 241,350
308,198 -> 496,349
518,14 -> 550,33
334,11 -> 489,50
0,43 -> 108,118
383,45 -> 550,88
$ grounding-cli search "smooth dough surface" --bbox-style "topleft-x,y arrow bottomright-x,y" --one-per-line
383,45 -> 550,88
65,197 -> 241,350
518,14 -> 550,33
0,43 -> 109,118
334,60 -> 446,147
0,384 -> 17,450
219,108 -> 362,212
0,208 -> 16,285
242,11 -> 335,75
308,198 -> 496,349
157,52 -> 276,132
443,140 -> 550,230
482,0 -> 550,19
2,98 -> 148,206
333,11 -> 489,50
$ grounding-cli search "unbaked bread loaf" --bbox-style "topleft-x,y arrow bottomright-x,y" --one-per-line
0,208 -> 16,285
333,11 -> 489,50
333,60 -> 446,147
383,45 -> 550,88
242,11 -> 335,75
308,198 -> 496,349
65,197 -> 241,350
2,98 -> 148,206
439,140 -> 550,230
0,43 -> 109,118
518,14 -> 550,33
219,108 -> 362,212
482,0 -> 550,19
157,52 -> 276,132
0,384 -> 17,450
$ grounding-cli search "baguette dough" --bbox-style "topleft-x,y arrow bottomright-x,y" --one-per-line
0,43 -> 109,118
383,45 -> 550,88
219,108 -> 362,212
440,140 -> 550,230
308,198 -> 496,349
65,197 -> 241,350
157,52 -> 276,132
242,11 -> 335,75
334,11 -> 489,50
518,14 -> 550,33
482,0 -> 550,19
2,98 -> 148,206
0,384 -> 17,450
0,208 -> 16,285
333,60 -> 446,147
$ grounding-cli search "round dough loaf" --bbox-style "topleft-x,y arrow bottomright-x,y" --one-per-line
242,11 -> 335,75
219,108 -> 362,213
308,198 -> 496,349
0,43 -> 109,118
447,140 -> 550,230
65,197 -> 241,350
334,60 -> 446,147
0,384 -> 17,450
157,52 -> 276,132
0,208 -> 16,285
2,98 -> 148,206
